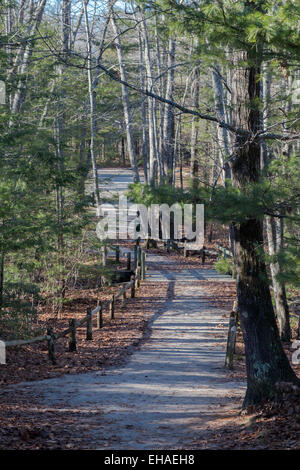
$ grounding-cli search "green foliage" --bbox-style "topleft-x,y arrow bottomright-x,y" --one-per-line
156,0 -> 300,63
276,240 -> 300,288
214,257 -> 234,276
127,181 -> 207,207
0,281 -> 41,340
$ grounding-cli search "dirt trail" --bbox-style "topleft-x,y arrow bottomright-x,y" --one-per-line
5,253 -> 245,449
2,169 -> 245,449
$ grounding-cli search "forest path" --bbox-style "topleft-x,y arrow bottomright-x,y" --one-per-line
5,168 -> 245,449
6,253 -> 245,450
97,168 -> 141,200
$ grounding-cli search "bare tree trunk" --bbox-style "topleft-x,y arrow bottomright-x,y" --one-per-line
140,12 -> 157,185
154,19 -> 165,182
211,65 -> 231,181
266,216 -> 291,341
110,10 -> 140,182
54,0 -> 72,303
230,50 -> 298,406
10,0 -> 47,115
162,39 -> 176,184
190,66 -> 200,187
83,0 -> 101,216
173,63 -> 193,185
137,29 -> 149,183
261,64 -> 291,342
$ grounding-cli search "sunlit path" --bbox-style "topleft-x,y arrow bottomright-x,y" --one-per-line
8,253 -> 244,449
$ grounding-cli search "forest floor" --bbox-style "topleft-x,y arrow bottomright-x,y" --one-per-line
1,167 -> 300,450
0,252 -> 169,386
0,243 -> 246,450
1,239 -> 300,449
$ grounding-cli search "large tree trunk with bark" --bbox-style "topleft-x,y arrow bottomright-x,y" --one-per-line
230,51 -> 298,406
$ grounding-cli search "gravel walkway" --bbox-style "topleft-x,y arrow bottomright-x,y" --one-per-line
7,254 -> 245,449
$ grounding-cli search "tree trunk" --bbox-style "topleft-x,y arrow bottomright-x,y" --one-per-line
10,0 -> 47,115
266,216 -> 291,341
162,38 -> 176,184
140,12 -> 157,185
83,0 -> 101,217
137,29 -> 149,183
261,64 -> 291,342
173,62 -> 192,185
110,11 -> 140,182
230,51 -> 298,406
154,19 -> 165,183
121,137 -> 126,166
190,66 -> 200,187
211,65 -> 231,181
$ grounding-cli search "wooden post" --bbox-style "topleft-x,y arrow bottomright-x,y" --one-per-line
110,295 -> 115,319
86,307 -> 93,340
115,246 -> 120,263
47,327 -> 56,365
141,251 -> 146,280
68,319 -> 77,352
126,252 -> 131,270
202,246 -> 206,264
101,245 -> 107,286
225,312 -> 237,369
166,239 -> 170,254
131,275 -> 135,298
135,267 -> 141,288
97,303 -> 103,329
134,244 -> 137,269
232,300 -> 239,348
137,246 -> 141,267
232,264 -> 237,280
122,290 -> 126,307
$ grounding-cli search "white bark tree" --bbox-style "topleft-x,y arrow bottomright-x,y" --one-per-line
83,0 -> 101,216
110,7 -> 140,182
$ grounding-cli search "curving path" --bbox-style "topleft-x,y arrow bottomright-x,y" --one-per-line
8,252 -> 245,449
6,169 -> 245,449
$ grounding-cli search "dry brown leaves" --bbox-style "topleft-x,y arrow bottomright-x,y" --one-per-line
0,276 -> 170,449
0,280 -> 169,385
3,232 -> 299,450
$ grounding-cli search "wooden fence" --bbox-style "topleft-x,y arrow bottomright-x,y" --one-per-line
4,247 -> 146,365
